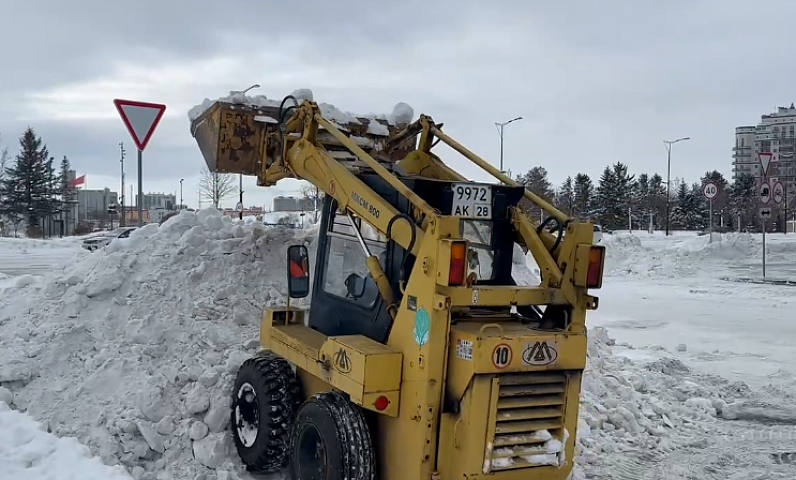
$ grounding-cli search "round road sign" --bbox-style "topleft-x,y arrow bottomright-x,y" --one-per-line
235,202 -> 244,211
702,181 -> 718,200
759,182 -> 771,205
492,344 -> 513,369
773,181 -> 785,204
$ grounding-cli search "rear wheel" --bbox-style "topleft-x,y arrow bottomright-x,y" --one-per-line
230,355 -> 302,472
287,391 -> 375,480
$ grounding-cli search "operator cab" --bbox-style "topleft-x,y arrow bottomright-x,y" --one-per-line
285,174 -> 536,344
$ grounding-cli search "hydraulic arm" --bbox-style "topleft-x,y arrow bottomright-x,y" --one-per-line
191,97 -> 600,310
190,93 -> 606,480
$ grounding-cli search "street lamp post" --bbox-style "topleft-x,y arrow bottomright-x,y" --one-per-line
239,174 -> 244,220
119,142 -> 126,227
495,116 -> 523,174
179,179 -> 184,210
664,137 -> 691,236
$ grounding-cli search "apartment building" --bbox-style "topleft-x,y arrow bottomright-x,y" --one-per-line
733,104 -> 796,211
273,195 -> 314,212
135,192 -> 177,210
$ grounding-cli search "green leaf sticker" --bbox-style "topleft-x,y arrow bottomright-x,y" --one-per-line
414,307 -> 430,347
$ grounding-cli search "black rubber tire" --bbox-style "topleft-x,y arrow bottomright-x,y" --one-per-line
230,355 -> 303,472
287,391 -> 376,480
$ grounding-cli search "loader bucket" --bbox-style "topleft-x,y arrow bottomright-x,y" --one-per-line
190,101 -> 277,176
190,100 -> 418,177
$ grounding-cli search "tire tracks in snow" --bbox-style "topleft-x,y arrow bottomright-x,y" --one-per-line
589,419 -> 796,479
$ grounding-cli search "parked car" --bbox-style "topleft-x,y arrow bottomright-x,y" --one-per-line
593,224 -> 603,243
82,227 -> 136,252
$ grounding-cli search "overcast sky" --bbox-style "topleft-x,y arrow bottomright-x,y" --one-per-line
1,0 -> 793,209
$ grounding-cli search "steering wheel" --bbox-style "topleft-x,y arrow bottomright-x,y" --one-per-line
344,273 -> 365,299
536,216 -> 565,252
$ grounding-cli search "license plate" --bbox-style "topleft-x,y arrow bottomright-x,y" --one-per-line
451,183 -> 492,219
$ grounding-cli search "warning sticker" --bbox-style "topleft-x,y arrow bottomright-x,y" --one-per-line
492,344 -> 513,369
456,339 -> 473,361
522,341 -> 558,366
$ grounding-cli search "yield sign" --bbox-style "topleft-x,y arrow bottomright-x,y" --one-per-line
758,152 -> 773,177
113,99 -> 167,151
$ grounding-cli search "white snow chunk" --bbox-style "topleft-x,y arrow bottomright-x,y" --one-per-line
0,386 -> 13,405
192,433 -> 229,468
0,401 -> 133,479
253,115 -> 277,124
367,120 -> 390,136
185,384 -> 211,414
135,420 -> 166,453
189,421 -> 209,440
188,89 -> 412,128
291,88 -> 314,102
390,102 -> 414,124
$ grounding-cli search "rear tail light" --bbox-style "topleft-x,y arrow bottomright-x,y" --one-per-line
449,241 -> 467,286
586,246 -> 605,288
374,395 -> 390,411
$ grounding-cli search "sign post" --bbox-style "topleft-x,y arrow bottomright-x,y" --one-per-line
773,180 -> 785,237
758,152 -> 774,280
702,181 -> 718,242
113,99 -> 167,226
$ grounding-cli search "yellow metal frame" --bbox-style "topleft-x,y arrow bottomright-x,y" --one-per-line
192,100 -> 605,480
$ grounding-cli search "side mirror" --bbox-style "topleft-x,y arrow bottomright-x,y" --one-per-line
287,244 -> 310,298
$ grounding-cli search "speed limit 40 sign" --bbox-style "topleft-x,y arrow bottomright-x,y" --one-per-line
702,181 -> 718,200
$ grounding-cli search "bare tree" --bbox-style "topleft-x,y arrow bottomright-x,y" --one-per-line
198,167 -> 237,208
300,182 -> 325,222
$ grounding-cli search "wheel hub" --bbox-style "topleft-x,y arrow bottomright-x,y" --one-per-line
297,424 -> 327,480
234,382 -> 259,447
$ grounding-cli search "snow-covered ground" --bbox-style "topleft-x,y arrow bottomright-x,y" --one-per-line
2,218 -> 796,479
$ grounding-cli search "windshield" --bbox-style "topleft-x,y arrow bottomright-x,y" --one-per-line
106,228 -> 131,237
462,220 -> 495,280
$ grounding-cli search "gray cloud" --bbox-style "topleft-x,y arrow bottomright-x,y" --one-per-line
3,0 -> 796,209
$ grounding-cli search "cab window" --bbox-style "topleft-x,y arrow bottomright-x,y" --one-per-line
461,220 -> 496,281
322,211 -> 387,308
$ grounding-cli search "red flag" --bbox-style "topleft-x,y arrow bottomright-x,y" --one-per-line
70,175 -> 86,188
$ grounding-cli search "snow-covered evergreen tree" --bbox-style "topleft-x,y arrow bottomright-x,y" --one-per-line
516,167 -> 554,203
556,176 -> 574,216
595,163 -> 634,229
572,173 -> 593,220
0,128 -> 61,232
670,181 -> 707,230
729,173 -> 757,231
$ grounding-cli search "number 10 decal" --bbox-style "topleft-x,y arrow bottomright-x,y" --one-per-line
492,344 -> 512,369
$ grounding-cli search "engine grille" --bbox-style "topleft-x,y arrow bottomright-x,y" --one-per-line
486,371 -> 569,472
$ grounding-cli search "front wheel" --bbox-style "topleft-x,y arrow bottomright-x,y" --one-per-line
288,391 -> 376,480
230,355 -> 303,472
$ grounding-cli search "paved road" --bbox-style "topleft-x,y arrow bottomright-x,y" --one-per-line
0,242 -> 81,277
726,259 -> 796,281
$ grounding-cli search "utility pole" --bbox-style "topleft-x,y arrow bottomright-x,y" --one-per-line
179,179 -> 184,210
119,142 -> 126,227
664,137 -> 691,236
494,116 -> 523,174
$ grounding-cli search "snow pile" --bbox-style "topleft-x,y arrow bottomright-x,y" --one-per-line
0,211 -> 762,479
598,231 -> 796,277
666,232 -> 758,260
187,88 -> 415,127
571,328 -> 768,478
0,209 -> 317,480
514,244 -> 541,286
0,401 -> 134,480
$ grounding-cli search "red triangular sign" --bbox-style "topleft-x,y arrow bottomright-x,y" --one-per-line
113,99 -> 167,151
759,153 -> 773,177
